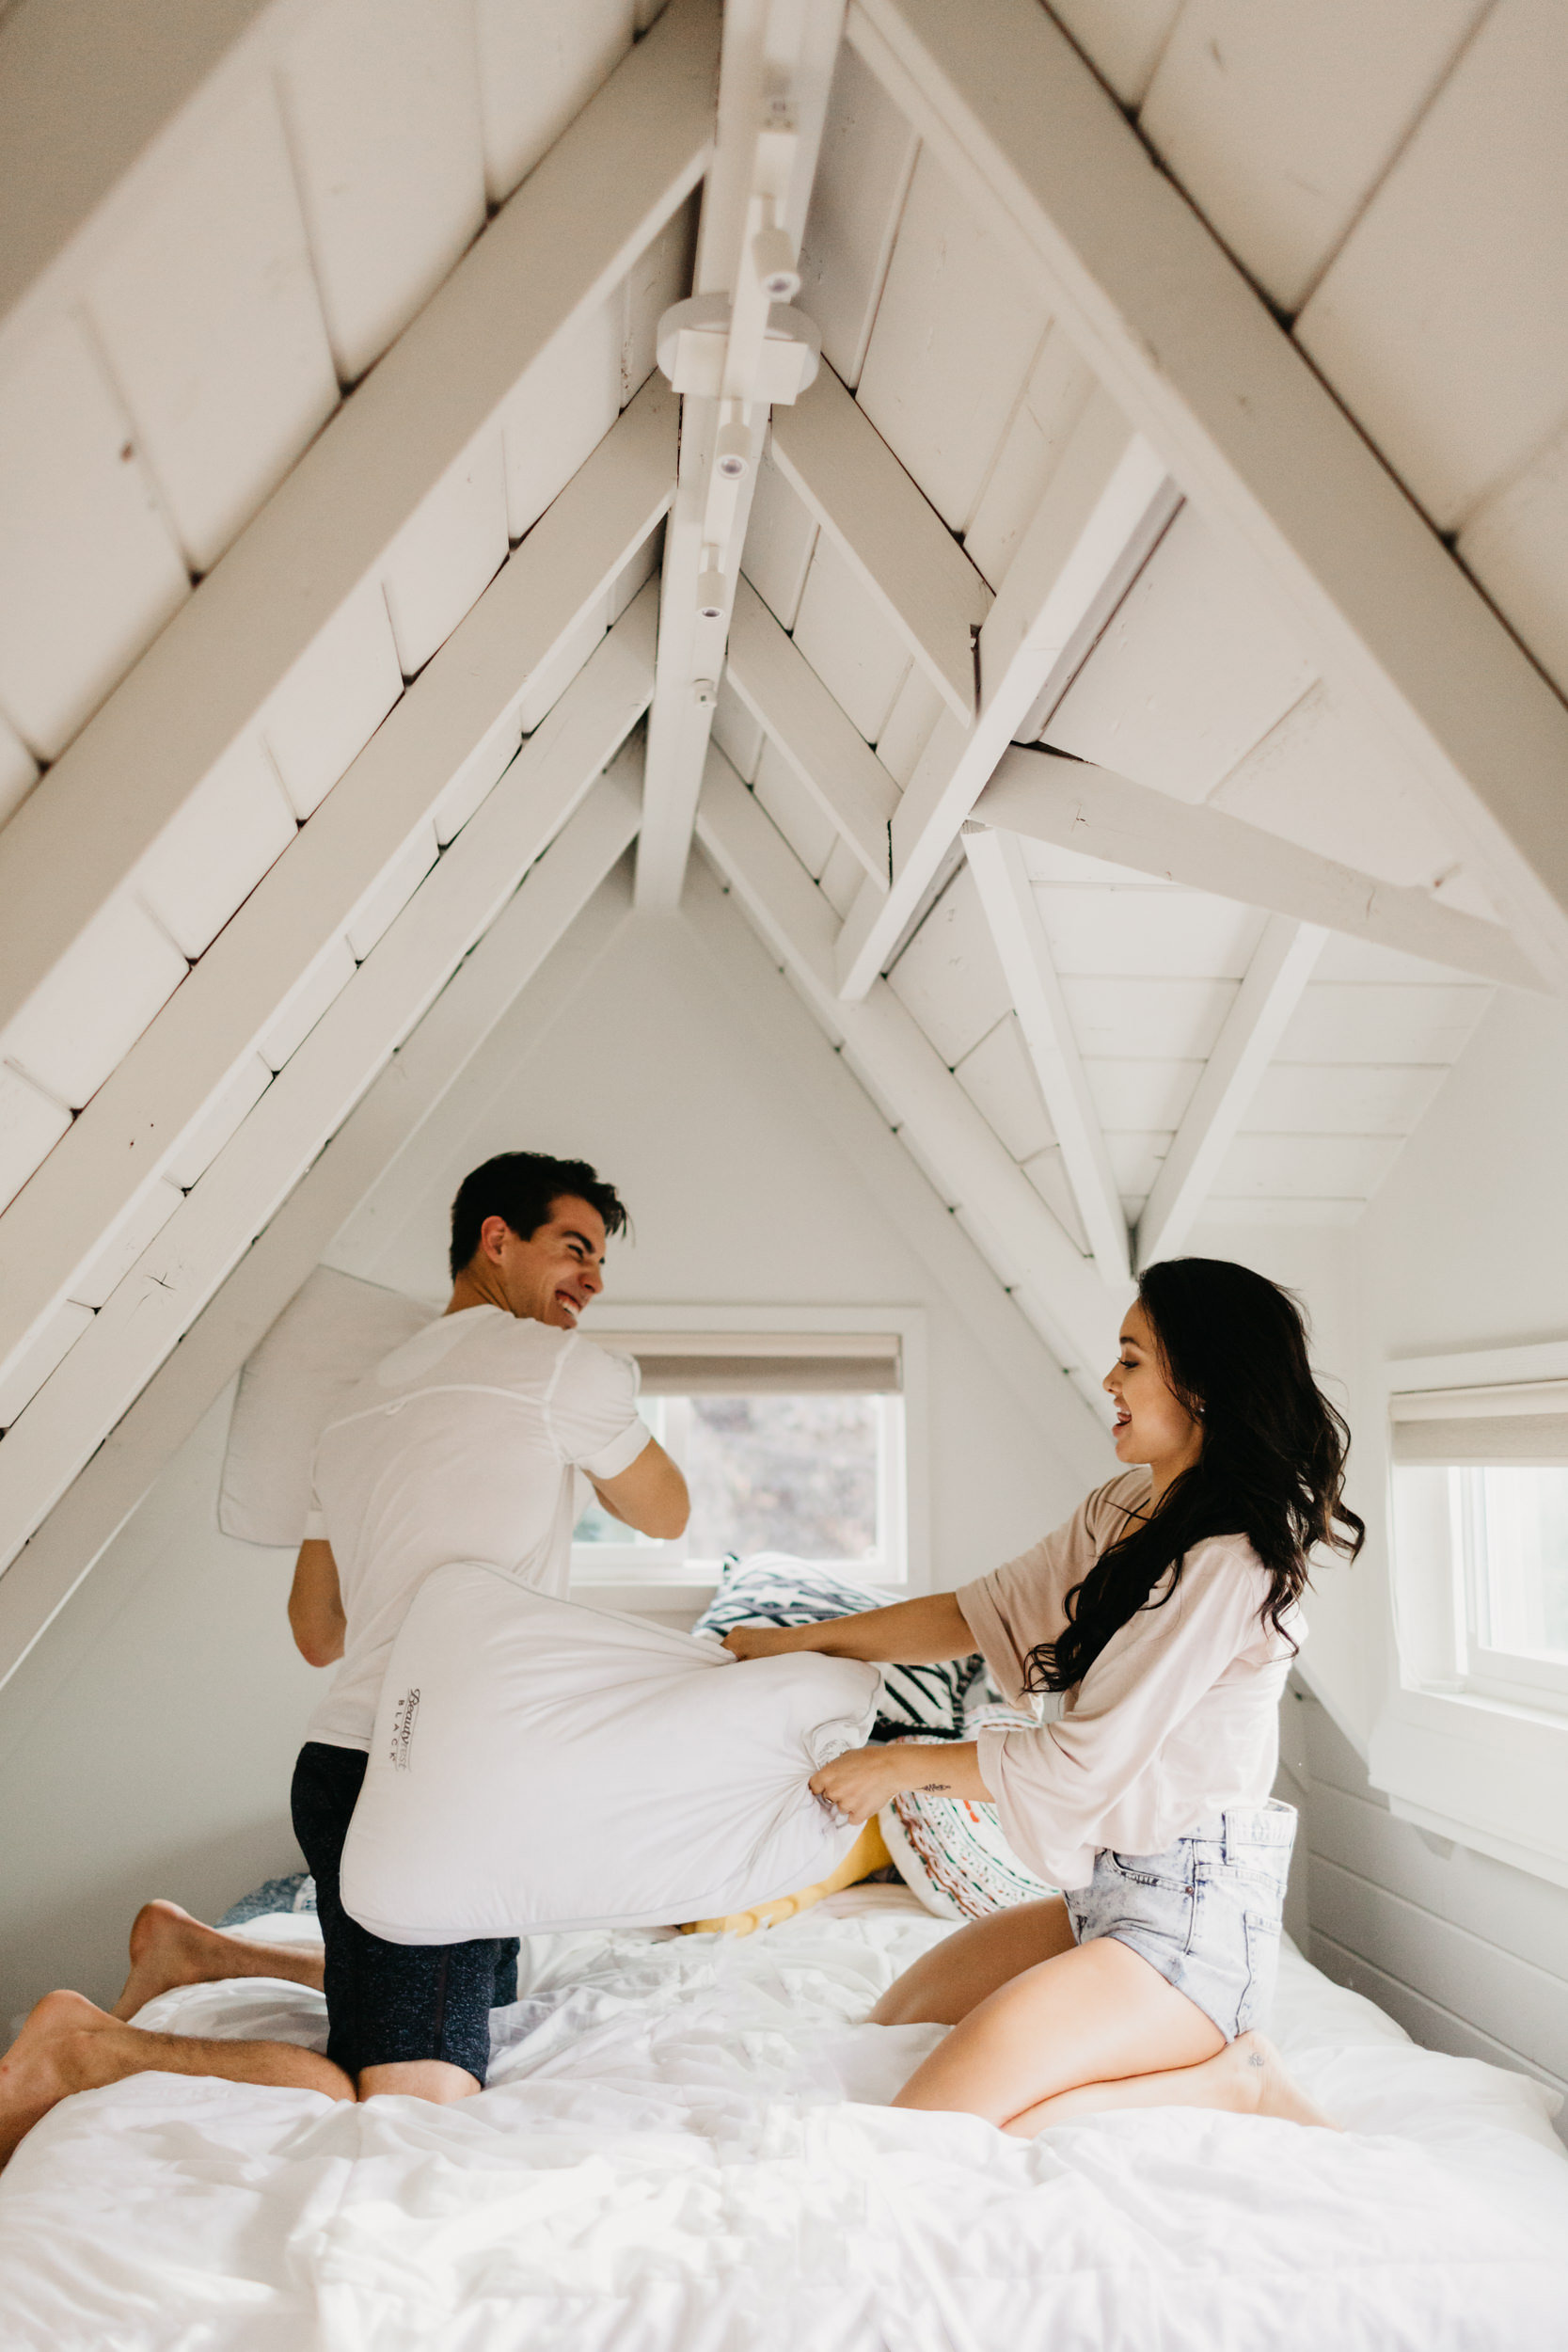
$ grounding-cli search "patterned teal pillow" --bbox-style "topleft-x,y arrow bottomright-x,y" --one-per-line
879,1730 -> 1057,1920
693,1551 -> 985,1743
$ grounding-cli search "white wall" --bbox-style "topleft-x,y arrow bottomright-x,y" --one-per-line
1198,986 -> 1568,2132
0,1383 -> 315,2026
0,901 -> 1112,2019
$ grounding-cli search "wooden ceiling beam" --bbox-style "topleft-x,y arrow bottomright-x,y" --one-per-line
1134,916 -> 1326,1272
768,359 -> 992,722
0,396 -> 673,1415
0,627 -> 655,1579
724,575 -> 897,882
847,0 -> 1568,993
964,825 -> 1131,1286
0,802 -> 639,1689
833,389 -> 1175,996
975,748 -> 1545,991
694,744 -> 1127,1391
0,0 -> 714,1041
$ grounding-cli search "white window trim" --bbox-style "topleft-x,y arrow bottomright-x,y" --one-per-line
1372,1337 -> 1568,1893
565,1304 -> 929,1612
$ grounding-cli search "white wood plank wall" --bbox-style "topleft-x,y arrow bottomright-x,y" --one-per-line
1286,1678 -> 1568,2147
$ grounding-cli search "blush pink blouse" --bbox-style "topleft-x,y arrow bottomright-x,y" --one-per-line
956,1470 -> 1301,1891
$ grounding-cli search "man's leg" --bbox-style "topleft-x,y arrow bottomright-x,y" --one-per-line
113,1901 -> 325,2020
0,1990 -> 353,2171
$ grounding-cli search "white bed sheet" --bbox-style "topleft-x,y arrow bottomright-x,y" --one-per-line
1,1892 -> 1564,2351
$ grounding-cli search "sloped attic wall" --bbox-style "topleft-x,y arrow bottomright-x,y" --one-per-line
0,876 -> 1110,2022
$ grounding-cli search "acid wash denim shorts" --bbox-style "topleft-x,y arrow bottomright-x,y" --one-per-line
1063,1799 -> 1296,2042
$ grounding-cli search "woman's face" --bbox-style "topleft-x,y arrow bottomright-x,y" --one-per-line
1103,1299 -> 1202,1486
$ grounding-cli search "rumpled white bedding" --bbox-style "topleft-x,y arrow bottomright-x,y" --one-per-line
1,1891 -> 1564,2351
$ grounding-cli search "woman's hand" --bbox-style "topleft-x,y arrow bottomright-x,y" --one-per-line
808,1742 -> 913,1825
721,1624 -> 797,1661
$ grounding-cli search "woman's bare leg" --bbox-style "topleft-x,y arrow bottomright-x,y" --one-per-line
0,1990 -> 353,2170
871,1896 -> 1077,2027
893,1933 -> 1224,2124
113,1900 -> 324,2020
1003,2032 -> 1336,2136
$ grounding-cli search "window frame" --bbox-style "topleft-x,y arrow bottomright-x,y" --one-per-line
564,1304 -> 928,1612
1372,1338 -> 1568,1894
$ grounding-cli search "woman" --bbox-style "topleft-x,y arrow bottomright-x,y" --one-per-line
723,1258 -> 1361,2136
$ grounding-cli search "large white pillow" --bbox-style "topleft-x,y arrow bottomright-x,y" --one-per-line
341,1566 -> 880,1942
220,1265 -> 435,1546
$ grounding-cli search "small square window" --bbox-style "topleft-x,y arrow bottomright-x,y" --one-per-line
1455,1465 -> 1568,1704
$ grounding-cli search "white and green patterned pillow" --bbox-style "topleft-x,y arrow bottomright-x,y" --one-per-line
879,1729 -> 1057,1920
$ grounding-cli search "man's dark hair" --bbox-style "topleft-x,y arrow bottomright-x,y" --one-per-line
448,1152 -> 628,1279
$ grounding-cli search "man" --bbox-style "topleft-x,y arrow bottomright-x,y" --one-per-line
0,1152 -> 686,2165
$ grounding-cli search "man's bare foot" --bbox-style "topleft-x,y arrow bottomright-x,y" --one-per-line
1226,2031 -> 1338,2129
113,1900 -> 323,2021
0,1991 -> 121,2169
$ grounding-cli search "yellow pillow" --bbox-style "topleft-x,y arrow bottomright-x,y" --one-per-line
677,1817 -> 892,1937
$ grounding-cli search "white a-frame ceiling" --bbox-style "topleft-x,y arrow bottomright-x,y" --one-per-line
1,0 -> 1566,1680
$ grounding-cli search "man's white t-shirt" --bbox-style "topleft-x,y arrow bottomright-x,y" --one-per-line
303,1305 -> 648,1752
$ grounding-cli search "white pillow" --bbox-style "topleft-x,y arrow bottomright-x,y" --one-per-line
220,1265 -> 435,1546
340,1566 -> 880,1942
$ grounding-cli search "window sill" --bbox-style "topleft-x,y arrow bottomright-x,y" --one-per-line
1369,1677 -> 1568,1892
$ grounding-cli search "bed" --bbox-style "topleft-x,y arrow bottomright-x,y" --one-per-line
1,1887 -> 1564,2350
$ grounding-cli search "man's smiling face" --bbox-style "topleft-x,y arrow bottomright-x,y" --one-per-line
480,1196 -> 608,1329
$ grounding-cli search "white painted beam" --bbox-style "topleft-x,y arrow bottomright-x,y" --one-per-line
634,0 -> 846,911
846,0 -> 1568,993
0,0 -> 715,1041
768,359 -> 993,722
834,389 -> 1175,996
725,575 -> 897,881
694,743 -> 1126,1391
974,747 -> 1544,992
0,676 -> 654,1574
1134,914 -> 1326,1272
964,825 -> 1130,1284
681,854 -> 1114,1494
0,399 -> 673,1411
0,823 -> 638,1689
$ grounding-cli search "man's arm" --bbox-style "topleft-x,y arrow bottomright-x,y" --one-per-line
289,1539 -> 346,1667
589,1436 -> 689,1539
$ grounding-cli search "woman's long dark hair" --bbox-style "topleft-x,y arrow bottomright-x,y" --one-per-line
1024,1257 -> 1364,1695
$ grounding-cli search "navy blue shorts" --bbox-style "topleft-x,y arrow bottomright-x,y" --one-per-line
291,1741 -> 518,2087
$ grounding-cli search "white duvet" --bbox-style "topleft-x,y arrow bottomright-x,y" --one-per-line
2,1891 -> 1564,2351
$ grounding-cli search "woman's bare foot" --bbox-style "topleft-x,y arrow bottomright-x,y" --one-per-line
0,1991 -> 122,2169
113,1900 -> 324,2021
1224,2032 -> 1338,2129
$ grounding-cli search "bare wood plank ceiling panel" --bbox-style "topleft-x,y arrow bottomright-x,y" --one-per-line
1210,681 -> 1498,914
1047,0 -> 1181,109
475,0 -> 638,204
1460,421 -> 1568,707
81,80 -> 338,575
886,868 -> 1012,1065
797,36 -> 918,388
856,146 -> 1049,533
790,533 -> 913,744
955,1012 -> 1056,1164
1275,982 -> 1490,1067
1032,883 -> 1263,979
1138,0 -> 1488,316
276,0 -> 486,387
740,445 -> 820,631
1296,0 -> 1568,533
380,432 -> 510,679
1042,506 -> 1313,801
0,318 -> 189,760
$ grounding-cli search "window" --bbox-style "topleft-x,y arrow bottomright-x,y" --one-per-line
1373,1346 -> 1568,1891
1390,1376 -> 1568,1711
569,1324 -> 918,1589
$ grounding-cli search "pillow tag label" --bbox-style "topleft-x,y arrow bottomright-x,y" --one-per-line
388,1687 -> 420,1772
